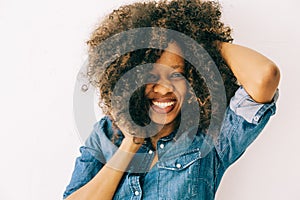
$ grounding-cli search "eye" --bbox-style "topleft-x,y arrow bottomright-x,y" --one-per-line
170,72 -> 184,80
146,73 -> 158,82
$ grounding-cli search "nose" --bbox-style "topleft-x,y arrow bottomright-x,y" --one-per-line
153,79 -> 174,95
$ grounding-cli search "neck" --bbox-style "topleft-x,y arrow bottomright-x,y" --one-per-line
150,120 -> 178,149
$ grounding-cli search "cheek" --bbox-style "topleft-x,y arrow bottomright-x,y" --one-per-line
174,81 -> 187,98
144,84 -> 152,94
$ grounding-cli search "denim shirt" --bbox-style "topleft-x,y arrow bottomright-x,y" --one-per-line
63,87 -> 278,199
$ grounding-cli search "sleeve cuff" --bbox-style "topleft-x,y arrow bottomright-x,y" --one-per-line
229,87 -> 278,124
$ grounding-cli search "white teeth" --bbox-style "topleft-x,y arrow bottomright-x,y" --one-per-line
152,101 -> 175,108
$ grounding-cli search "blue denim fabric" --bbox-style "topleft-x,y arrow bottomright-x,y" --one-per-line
63,87 -> 278,199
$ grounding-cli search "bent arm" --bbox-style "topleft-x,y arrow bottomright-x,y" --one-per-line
66,138 -> 140,200
219,42 -> 280,103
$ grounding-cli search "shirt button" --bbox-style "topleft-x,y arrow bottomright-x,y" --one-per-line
176,163 -> 182,169
254,116 -> 259,121
134,191 -> 140,196
148,150 -> 153,154
159,143 -> 165,149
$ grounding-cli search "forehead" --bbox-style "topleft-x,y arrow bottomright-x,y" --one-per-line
153,42 -> 185,71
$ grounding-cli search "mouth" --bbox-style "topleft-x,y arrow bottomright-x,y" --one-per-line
150,99 -> 177,114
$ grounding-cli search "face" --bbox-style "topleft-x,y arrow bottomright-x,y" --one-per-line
145,42 -> 187,127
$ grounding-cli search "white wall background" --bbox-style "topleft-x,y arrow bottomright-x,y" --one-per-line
0,0 -> 299,199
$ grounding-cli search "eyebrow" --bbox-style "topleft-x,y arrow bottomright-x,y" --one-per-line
170,64 -> 184,69
152,63 -> 185,71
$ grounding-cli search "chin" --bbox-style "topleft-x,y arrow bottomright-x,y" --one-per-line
149,109 -> 180,126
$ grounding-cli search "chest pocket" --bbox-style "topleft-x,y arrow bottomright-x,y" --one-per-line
157,148 -> 201,171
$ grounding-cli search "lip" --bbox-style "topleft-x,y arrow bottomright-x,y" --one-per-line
150,98 -> 177,114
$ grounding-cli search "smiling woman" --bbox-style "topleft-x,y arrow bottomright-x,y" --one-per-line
63,0 -> 280,199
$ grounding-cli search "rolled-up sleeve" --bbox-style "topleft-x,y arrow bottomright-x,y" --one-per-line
229,86 -> 278,124
63,120 -> 108,199
63,146 -> 104,199
216,86 -> 278,168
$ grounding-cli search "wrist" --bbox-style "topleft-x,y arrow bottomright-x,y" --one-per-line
119,137 -> 142,153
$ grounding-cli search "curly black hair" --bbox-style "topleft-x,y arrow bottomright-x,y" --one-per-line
86,0 -> 239,139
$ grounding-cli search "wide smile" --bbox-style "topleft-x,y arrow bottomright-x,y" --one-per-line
150,99 -> 177,114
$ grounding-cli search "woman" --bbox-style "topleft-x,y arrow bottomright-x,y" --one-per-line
64,0 -> 280,199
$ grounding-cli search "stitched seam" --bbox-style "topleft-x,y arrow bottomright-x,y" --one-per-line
218,112 -> 242,160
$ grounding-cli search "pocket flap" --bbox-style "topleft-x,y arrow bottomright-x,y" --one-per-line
157,149 -> 201,171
